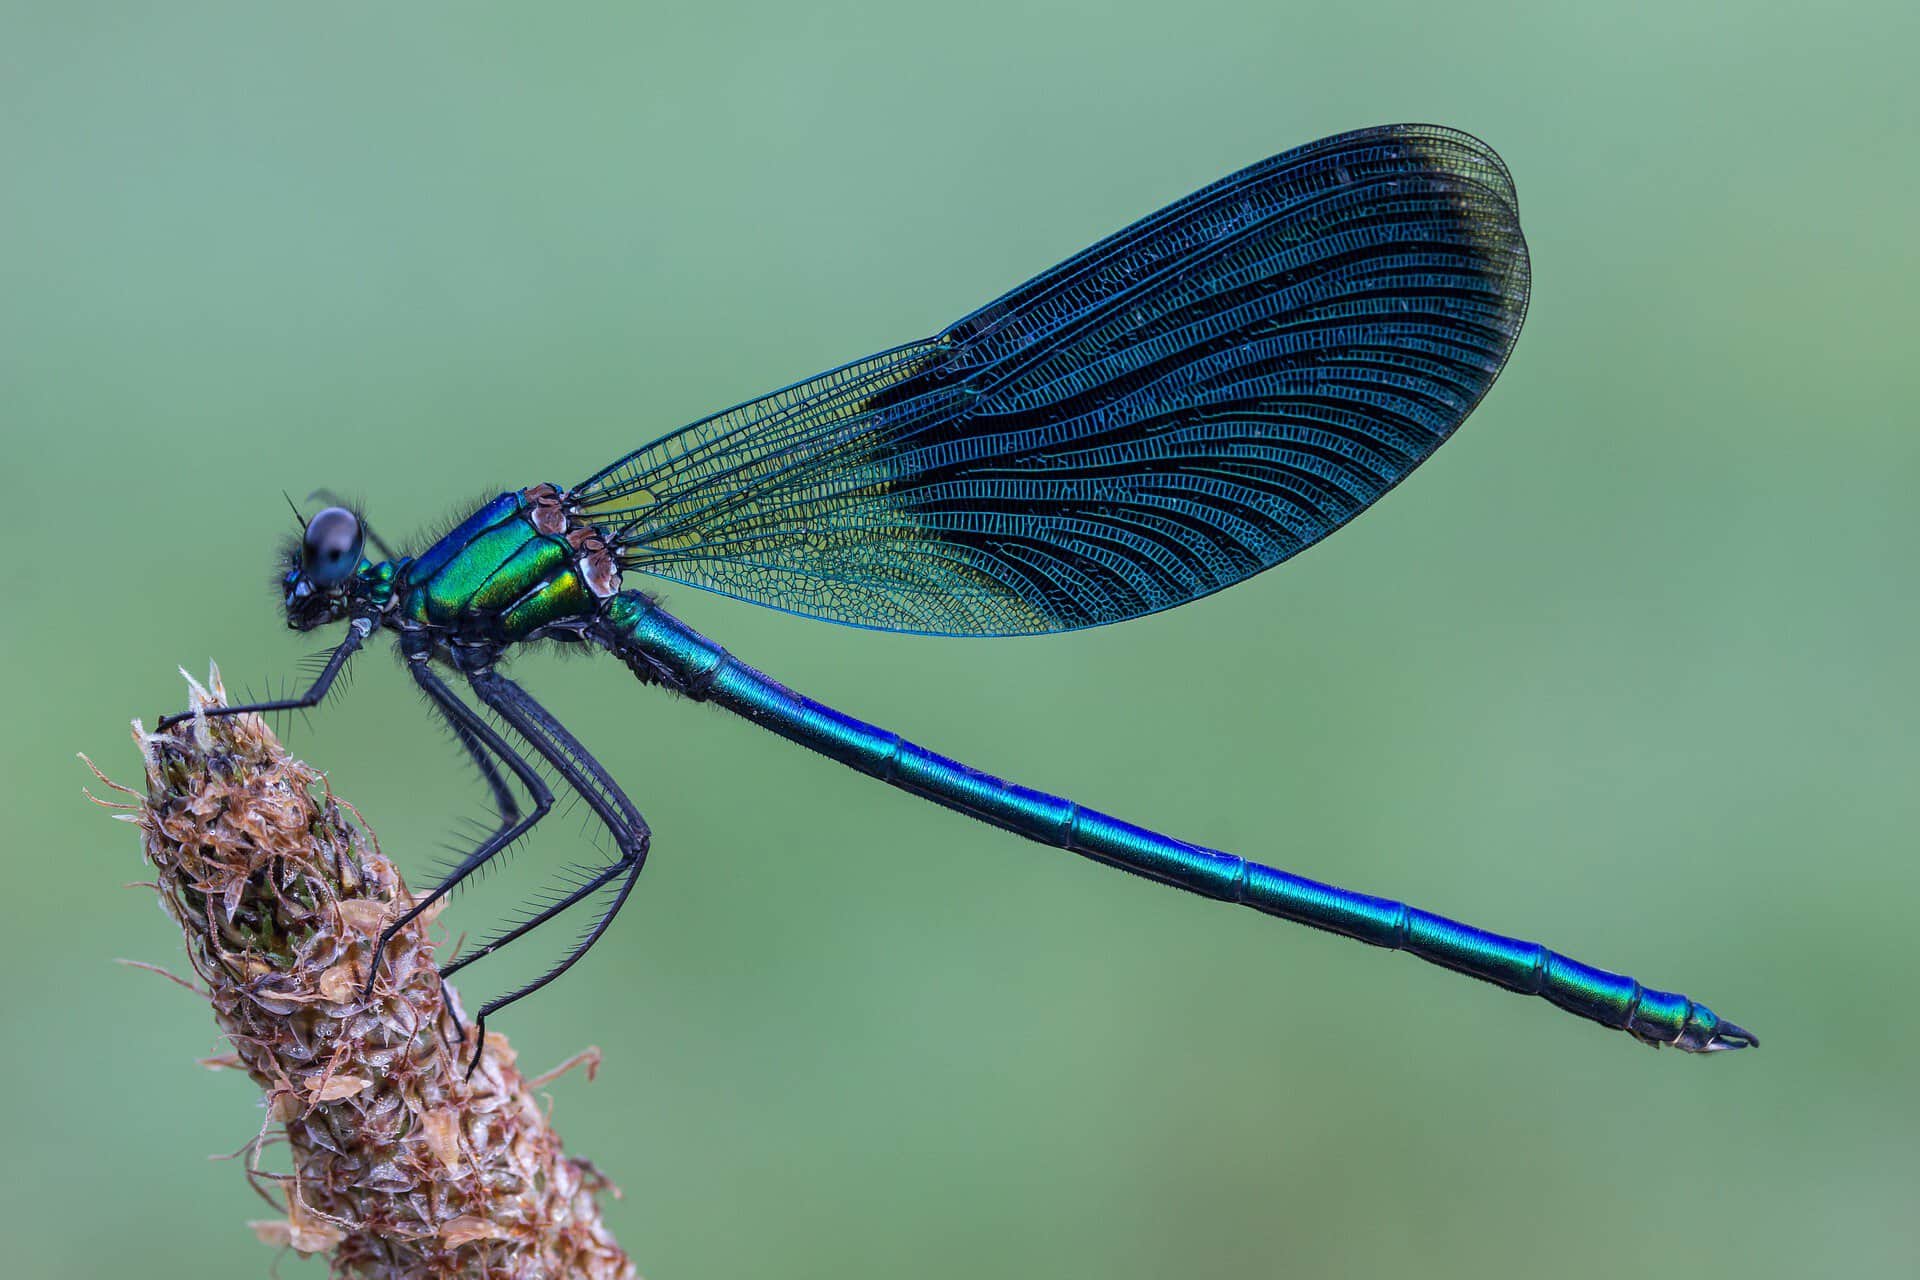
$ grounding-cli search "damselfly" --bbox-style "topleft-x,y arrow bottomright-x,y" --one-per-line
162,124 -> 1756,1073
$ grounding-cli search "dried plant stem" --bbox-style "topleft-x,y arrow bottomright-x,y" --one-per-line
94,666 -> 636,1278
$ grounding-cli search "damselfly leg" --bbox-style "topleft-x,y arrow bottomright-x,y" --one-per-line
157,618 -> 371,731
451,667 -> 649,1077
358,657 -> 554,1005
438,708 -> 523,834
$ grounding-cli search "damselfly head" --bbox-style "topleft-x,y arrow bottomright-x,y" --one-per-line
280,506 -> 365,631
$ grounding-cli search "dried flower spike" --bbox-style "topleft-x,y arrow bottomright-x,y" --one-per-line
108,666 -> 635,1279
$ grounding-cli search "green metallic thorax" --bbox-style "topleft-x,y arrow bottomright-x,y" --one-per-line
359,558 -> 401,610
396,491 -> 603,642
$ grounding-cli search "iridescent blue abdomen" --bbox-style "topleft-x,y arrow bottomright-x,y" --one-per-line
595,590 -> 1755,1054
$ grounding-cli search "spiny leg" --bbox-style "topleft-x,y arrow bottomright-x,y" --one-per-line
441,705 -> 522,832
157,617 -> 371,731
452,666 -> 649,1077
359,657 -> 555,1003
421,700 -> 520,1044
453,668 -> 651,982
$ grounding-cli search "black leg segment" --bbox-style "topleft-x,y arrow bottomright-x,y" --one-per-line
439,698 -> 523,829
454,666 -> 650,1076
157,617 -> 372,731
358,657 -> 556,1001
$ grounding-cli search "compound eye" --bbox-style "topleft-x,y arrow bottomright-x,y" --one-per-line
302,507 -> 364,586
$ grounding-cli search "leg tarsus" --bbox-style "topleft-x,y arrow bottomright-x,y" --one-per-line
438,979 -> 467,1047
464,1013 -> 488,1081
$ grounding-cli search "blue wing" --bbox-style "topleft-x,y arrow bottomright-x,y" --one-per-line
571,123 -> 1530,636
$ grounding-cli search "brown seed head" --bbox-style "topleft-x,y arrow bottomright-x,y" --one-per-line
108,666 -> 637,1279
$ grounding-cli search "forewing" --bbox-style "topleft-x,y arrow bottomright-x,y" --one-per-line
571,123 -> 1530,635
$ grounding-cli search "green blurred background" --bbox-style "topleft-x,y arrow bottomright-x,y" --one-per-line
2,2 -> 1913,1276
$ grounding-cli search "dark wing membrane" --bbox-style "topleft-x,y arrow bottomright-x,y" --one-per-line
572,123 -> 1530,635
